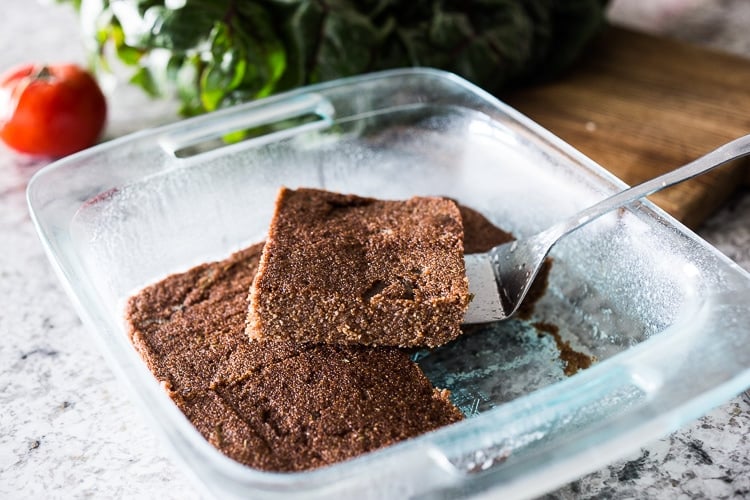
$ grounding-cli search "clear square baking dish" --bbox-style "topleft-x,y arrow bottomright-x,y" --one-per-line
27,69 -> 750,499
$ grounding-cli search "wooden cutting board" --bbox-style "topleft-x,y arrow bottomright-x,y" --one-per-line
504,26 -> 750,228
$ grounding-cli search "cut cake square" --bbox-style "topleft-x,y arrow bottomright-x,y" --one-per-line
246,187 -> 470,348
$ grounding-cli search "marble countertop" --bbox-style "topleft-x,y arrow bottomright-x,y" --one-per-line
1,1 -> 749,498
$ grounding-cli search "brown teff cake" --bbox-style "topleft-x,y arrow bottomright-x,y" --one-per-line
246,187 -> 470,348
125,244 -> 463,472
124,200 -> 553,472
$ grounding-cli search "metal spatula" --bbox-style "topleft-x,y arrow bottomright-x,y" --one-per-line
463,134 -> 750,324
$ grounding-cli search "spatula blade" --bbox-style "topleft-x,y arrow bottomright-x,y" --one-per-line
463,253 -> 505,324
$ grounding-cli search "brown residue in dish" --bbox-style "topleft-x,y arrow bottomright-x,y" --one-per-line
533,321 -> 595,376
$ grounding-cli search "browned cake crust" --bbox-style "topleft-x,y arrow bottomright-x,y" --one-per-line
246,188 -> 470,348
125,244 -> 463,472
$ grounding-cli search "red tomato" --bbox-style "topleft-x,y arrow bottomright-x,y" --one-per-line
0,63 -> 107,157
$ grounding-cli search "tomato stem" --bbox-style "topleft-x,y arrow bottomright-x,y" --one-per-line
35,65 -> 52,80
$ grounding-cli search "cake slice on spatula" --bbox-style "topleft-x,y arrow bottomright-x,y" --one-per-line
246,187 -> 471,348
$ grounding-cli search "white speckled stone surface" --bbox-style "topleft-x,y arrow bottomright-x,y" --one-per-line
1,1 -> 749,498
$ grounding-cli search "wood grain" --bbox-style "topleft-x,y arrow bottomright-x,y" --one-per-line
504,26 -> 750,228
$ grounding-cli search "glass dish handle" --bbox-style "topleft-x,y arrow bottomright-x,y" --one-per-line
157,92 -> 335,158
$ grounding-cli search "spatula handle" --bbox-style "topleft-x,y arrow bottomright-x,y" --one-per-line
546,134 -> 750,242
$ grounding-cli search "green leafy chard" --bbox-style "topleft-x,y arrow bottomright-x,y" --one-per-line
63,0 -> 609,115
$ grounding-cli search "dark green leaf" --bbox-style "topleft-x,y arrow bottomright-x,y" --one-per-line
275,1 -> 326,90
312,7 -> 382,81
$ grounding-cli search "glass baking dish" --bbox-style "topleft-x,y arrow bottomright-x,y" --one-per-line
27,69 -> 750,499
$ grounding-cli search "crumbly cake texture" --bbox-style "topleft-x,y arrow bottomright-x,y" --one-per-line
125,244 -> 463,472
246,187 -> 470,348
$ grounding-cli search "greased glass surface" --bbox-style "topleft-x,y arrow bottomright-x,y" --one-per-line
28,69 -> 750,499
